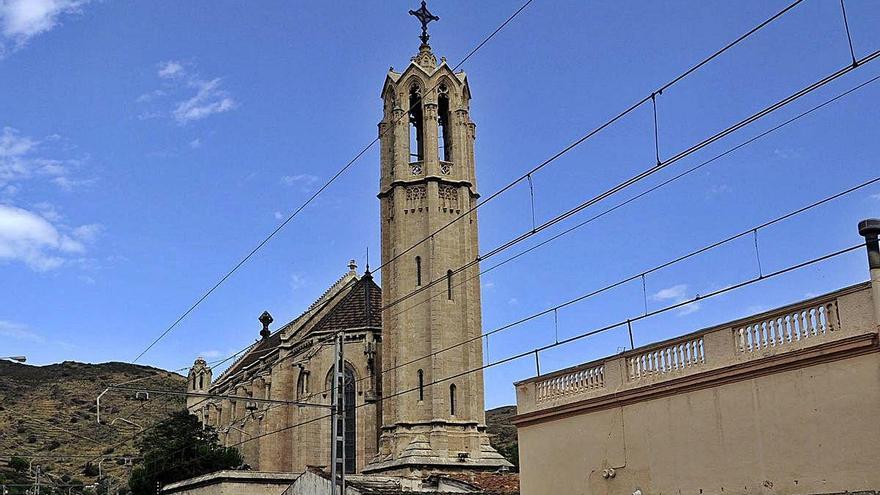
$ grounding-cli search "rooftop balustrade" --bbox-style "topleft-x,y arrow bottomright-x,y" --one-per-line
516,282 -> 877,415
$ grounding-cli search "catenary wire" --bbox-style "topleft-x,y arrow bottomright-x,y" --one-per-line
139,240 -> 866,478
129,0 -> 536,364
129,0 -> 801,363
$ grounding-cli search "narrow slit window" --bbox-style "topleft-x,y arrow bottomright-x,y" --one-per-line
198,374 -> 203,389
192,375 -> 196,389
409,85 -> 424,162
417,369 -> 424,401
416,256 -> 422,286
450,384 -> 457,416
447,270 -> 453,300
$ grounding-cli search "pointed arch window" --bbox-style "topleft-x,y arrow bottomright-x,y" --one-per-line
409,84 -> 424,162
192,374 -> 196,389
198,374 -> 203,389
296,369 -> 310,399
417,369 -> 424,401
450,383 -> 457,416
437,84 -> 452,161
415,256 -> 422,286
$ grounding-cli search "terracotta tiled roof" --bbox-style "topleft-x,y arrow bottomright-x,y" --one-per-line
213,270 -> 381,386
310,273 -> 382,333
448,472 -> 520,494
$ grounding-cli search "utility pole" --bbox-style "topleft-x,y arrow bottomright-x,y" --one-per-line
329,332 -> 345,495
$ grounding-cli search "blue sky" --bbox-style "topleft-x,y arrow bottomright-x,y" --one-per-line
1,0 -> 879,409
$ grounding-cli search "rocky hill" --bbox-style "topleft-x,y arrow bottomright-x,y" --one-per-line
0,361 -> 186,494
486,405 -> 519,471
0,360 -> 521,491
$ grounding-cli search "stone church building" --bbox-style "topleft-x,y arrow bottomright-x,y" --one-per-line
184,3 -> 511,481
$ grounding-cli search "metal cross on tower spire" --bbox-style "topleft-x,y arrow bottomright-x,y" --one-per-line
409,1 -> 439,45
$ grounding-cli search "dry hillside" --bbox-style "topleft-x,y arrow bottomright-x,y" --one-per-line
0,360 -> 185,493
486,405 -> 518,471
0,360 -> 520,491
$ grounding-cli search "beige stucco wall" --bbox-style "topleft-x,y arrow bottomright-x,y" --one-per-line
518,351 -> 880,495
515,283 -> 880,495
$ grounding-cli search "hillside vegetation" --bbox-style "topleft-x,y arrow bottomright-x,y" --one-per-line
0,361 -> 185,494
486,405 -> 519,470
0,360 -> 521,491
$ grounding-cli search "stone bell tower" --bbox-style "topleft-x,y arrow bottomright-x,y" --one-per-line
366,2 -> 510,474
186,357 -> 212,411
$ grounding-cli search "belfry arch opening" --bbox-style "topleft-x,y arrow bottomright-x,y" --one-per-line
437,84 -> 451,161
409,84 -> 424,162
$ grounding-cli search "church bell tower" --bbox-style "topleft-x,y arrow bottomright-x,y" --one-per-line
366,2 -> 511,474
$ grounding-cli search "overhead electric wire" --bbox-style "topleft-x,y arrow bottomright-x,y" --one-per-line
140,239 -> 866,478
129,0 -> 800,363
388,72 -> 880,320
113,0 -> 872,473
129,0 -> 535,364
367,0 -> 807,277
119,49 -> 880,427
270,172 -> 880,403
376,48 -> 880,315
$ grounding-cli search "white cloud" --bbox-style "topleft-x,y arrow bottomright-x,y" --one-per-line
281,174 -> 319,188
139,63 -> 238,126
273,211 -> 284,220
172,78 -> 236,124
871,193 -> 880,201
0,203 -> 98,271
507,297 -> 519,306
0,320 -> 44,342
52,175 -> 95,191
651,284 -> 701,316
32,201 -> 61,221
0,0 -> 90,54
71,222 -> 101,242
290,273 -> 306,291
677,302 -> 702,316
157,60 -> 185,79
651,284 -> 687,301
199,349 -> 223,359
136,89 -> 165,103
707,184 -> 732,197
0,126 -> 36,157
188,138 -> 202,149
0,127 -> 91,191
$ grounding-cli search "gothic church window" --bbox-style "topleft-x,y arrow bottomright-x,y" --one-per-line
415,256 -> 422,286
296,370 -> 310,399
447,270 -> 453,300
450,383 -> 457,416
409,84 -> 424,162
417,369 -> 424,401
437,84 -> 451,161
